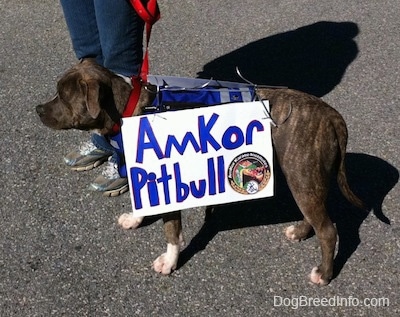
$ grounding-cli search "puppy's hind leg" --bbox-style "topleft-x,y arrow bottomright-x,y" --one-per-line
153,211 -> 184,275
306,209 -> 337,286
290,193 -> 337,286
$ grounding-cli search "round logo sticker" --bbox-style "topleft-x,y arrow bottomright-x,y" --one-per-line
227,152 -> 271,195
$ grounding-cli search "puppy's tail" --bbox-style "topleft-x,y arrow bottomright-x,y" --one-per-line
334,117 -> 367,210
337,161 -> 366,210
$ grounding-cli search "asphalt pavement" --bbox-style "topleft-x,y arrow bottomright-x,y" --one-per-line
0,1 -> 399,316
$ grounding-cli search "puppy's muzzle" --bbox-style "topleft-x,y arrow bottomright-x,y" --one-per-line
36,104 -> 62,129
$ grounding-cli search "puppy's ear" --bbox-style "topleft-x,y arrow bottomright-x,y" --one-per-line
80,79 -> 101,119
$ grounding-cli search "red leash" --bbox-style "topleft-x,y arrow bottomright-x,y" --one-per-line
112,76 -> 143,134
131,0 -> 160,82
112,0 -> 160,133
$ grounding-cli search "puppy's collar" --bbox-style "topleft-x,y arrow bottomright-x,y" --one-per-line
111,76 -> 142,134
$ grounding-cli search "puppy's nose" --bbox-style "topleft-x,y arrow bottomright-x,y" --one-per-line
36,105 -> 45,115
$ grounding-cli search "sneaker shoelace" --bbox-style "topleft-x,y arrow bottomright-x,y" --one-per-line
102,159 -> 120,180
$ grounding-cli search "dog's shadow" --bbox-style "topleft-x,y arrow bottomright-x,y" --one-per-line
329,154 -> 398,278
198,20 -> 359,97
176,153 -> 398,280
178,21 -> 395,278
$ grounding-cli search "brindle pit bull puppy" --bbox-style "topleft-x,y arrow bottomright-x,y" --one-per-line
36,58 -> 365,286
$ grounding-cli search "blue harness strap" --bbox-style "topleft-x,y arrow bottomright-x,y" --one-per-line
153,86 -> 255,108
148,75 -> 255,109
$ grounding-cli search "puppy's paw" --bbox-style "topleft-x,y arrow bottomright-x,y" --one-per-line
118,213 -> 143,230
285,225 -> 302,241
285,224 -> 310,241
309,267 -> 330,286
153,254 -> 176,275
152,243 -> 180,275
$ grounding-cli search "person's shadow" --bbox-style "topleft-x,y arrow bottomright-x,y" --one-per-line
174,21 -> 399,281
198,21 -> 360,97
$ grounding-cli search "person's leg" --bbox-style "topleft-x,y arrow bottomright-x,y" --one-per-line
60,1 -> 111,173
87,0 -> 144,196
94,0 -> 144,76
60,0 -> 143,196
59,0 -> 103,65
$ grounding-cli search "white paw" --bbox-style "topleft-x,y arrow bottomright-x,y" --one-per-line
153,243 -> 180,275
309,266 -> 329,286
285,225 -> 300,241
118,213 -> 144,230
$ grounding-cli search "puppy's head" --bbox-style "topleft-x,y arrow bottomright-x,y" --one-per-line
36,58 -> 133,135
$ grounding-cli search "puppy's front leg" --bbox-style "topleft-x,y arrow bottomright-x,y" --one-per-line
118,213 -> 144,229
153,211 -> 184,275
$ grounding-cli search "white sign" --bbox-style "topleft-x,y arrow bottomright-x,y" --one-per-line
121,101 -> 274,217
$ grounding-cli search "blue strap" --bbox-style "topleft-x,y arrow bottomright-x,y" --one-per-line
152,86 -> 255,109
